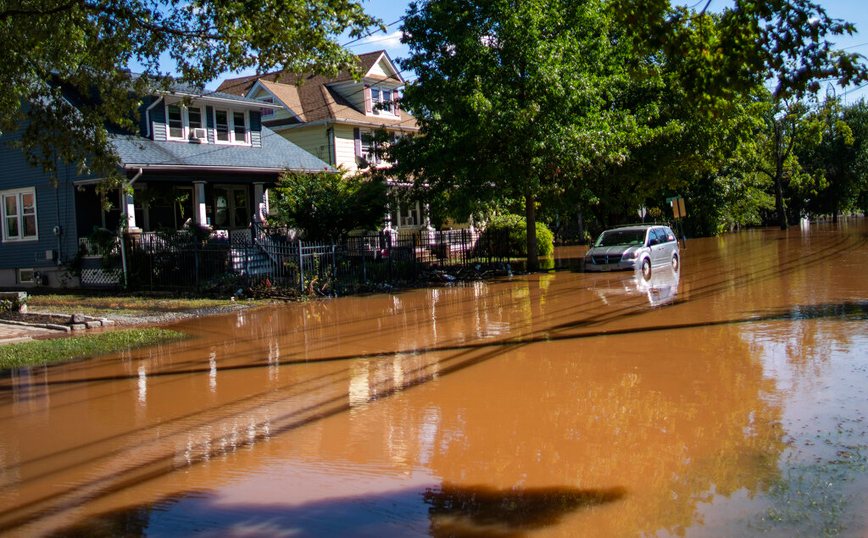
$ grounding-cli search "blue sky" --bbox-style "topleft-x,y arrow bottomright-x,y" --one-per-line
128,0 -> 867,101
342,0 -> 868,103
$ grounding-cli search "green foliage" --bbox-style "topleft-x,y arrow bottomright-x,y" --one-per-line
681,169 -> 775,237
0,328 -> 186,370
799,99 -> 868,219
271,168 -> 389,242
0,294 -> 27,313
396,0 -> 646,268
0,0 -> 382,180
742,95 -> 829,228
484,214 -> 554,257
609,0 -> 868,105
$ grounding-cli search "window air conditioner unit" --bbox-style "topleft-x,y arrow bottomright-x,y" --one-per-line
191,128 -> 207,140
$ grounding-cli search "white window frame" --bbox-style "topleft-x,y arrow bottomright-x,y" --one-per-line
213,108 -> 250,145
1,188 -> 38,242
165,103 -> 207,142
360,130 -> 379,164
18,268 -> 35,284
370,87 -> 397,116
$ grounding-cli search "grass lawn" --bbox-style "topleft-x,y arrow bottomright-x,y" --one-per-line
0,328 -> 188,370
24,292 -> 245,317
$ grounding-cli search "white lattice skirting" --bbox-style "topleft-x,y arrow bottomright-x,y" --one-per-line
80,268 -> 122,286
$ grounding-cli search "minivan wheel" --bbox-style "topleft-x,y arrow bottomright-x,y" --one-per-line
641,258 -> 652,280
671,254 -> 679,271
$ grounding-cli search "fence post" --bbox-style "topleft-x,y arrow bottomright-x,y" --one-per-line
119,233 -> 128,289
194,238 -> 200,290
298,240 -> 305,294
149,239 -> 154,290
387,233 -> 393,282
440,230 -> 446,266
362,238 -> 368,284
412,233 -> 417,281
331,239 -> 336,290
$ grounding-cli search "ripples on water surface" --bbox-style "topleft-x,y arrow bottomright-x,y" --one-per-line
1,220 -> 867,536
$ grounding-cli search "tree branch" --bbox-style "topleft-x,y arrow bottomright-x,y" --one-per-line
81,2 -> 223,40
0,0 -> 82,21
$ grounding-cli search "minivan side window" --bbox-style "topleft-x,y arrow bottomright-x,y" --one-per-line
664,228 -> 675,242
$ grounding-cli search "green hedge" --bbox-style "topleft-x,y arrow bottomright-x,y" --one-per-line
484,214 -> 554,257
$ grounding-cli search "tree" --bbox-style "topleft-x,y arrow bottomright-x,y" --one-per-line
0,0 -> 382,180
749,96 -> 830,229
271,168 -> 388,242
800,99 -> 868,221
609,0 -> 868,104
396,0 -> 649,271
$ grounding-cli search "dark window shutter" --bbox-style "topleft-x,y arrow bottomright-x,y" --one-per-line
354,128 -> 361,158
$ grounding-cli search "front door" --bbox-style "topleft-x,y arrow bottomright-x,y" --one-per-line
213,186 -> 249,229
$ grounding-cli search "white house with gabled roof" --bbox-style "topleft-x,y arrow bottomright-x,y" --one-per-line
217,51 -> 429,231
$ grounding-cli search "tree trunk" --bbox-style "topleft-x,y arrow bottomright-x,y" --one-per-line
577,203 -> 585,244
525,192 -> 539,272
774,170 -> 788,230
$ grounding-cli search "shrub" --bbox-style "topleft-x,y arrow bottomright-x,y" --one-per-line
482,214 -> 554,257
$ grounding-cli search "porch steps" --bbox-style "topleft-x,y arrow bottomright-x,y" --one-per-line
229,247 -> 275,277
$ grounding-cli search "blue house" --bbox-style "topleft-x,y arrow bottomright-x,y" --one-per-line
0,82 -> 331,288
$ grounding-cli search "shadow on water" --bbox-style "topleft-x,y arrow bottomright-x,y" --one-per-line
50,484 -> 627,537
748,300 -> 868,321
424,484 -> 627,537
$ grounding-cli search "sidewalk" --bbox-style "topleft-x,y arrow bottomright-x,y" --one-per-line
0,322 -> 60,345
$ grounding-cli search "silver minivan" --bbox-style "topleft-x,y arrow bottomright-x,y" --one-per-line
584,224 -> 680,279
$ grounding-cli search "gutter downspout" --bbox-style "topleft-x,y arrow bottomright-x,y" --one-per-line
120,168 -> 143,289
326,125 -> 334,166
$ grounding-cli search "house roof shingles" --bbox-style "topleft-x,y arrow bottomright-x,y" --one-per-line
111,126 -> 331,172
217,51 -> 418,131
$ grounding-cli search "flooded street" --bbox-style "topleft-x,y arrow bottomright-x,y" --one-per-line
1,220 -> 867,537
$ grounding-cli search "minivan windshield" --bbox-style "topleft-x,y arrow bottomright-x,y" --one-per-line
595,230 -> 646,247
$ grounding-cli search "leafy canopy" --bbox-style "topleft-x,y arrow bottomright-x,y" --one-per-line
0,0 -> 382,179
609,0 -> 868,104
396,0 -> 649,269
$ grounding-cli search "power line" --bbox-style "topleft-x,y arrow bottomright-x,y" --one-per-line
843,41 -> 868,51
342,18 -> 405,48
345,31 -> 404,48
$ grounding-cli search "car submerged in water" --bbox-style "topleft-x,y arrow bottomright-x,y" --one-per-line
584,224 -> 680,279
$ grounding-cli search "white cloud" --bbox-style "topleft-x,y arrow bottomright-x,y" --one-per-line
359,30 -> 405,49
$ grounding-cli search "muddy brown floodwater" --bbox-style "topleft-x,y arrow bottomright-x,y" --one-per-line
2,220 -> 868,537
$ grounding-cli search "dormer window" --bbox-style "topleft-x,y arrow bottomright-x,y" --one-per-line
167,105 -> 183,138
165,103 -> 207,142
233,112 -> 247,141
188,107 -> 203,133
214,109 -> 249,145
370,87 -> 396,115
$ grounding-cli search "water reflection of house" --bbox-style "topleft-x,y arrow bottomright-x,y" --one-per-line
216,51 -> 427,234
0,80 -> 330,288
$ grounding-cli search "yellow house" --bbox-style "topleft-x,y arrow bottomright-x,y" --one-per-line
217,51 -> 427,232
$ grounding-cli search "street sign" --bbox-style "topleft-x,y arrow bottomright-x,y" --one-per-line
670,197 -> 686,219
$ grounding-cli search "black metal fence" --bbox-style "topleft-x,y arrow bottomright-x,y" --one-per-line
82,224 -> 517,293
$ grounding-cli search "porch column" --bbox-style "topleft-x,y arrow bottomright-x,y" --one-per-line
193,181 -> 207,226
119,190 -> 139,232
253,183 -> 269,222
